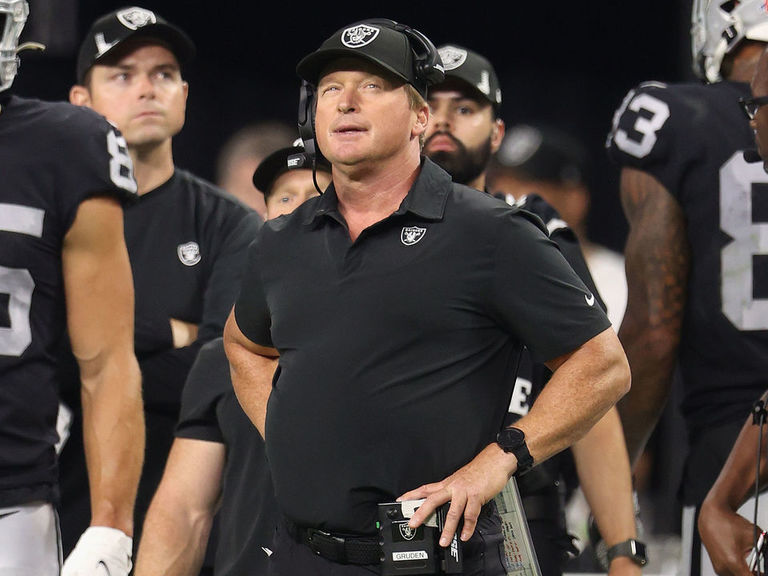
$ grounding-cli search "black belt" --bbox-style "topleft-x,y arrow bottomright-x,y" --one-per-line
284,520 -> 381,565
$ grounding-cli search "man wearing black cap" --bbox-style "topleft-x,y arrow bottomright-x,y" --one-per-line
132,144 -> 328,576
0,2 -> 144,575
423,45 -> 642,576
58,4 -> 261,563
225,18 -> 630,575
253,143 -> 332,219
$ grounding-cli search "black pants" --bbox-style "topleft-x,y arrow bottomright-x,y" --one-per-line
268,511 -> 507,576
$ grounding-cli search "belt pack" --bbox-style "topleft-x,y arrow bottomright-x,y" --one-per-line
285,499 -> 472,573
377,499 -> 462,575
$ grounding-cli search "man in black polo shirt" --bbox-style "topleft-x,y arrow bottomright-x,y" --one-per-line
224,18 -> 630,575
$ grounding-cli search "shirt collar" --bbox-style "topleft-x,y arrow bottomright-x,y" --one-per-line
304,155 -> 452,224
304,156 -> 452,226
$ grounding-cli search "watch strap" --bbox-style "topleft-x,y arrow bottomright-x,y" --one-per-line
606,538 -> 647,566
496,427 -> 534,476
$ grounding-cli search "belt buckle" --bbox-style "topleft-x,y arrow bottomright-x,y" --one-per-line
307,528 -> 347,563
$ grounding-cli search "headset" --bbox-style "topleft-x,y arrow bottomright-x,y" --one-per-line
296,18 -> 444,193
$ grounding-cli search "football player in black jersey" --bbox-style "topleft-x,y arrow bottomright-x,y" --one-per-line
698,45 -> 768,576
423,44 -> 643,576
606,2 -> 768,575
58,5 -> 261,566
0,1 -> 145,575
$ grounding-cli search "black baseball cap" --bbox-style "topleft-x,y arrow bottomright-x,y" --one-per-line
436,45 -> 501,111
253,144 -> 331,197
495,124 -> 587,185
296,19 -> 442,98
76,6 -> 196,83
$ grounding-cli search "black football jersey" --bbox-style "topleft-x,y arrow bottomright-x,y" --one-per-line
0,94 -> 136,506
606,80 -> 768,437
56,168 -> 260,554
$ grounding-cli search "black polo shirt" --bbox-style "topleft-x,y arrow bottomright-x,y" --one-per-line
234,157 -> 611,535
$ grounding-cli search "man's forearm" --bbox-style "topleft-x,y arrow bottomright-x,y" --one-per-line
572,407 -> 637,546
134,498 -> 211,576
522,328 -> 631,466
80,352 -> 144,536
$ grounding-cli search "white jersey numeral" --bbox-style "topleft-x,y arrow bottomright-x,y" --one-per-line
720,152 -> 768,330
0,204 -> 44,356
612,92 -> 671,159
106,129 -> 137,193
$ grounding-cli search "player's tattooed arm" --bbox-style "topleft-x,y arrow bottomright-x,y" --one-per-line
616,166 -> 689,469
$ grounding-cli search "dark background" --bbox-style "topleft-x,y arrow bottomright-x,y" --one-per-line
14,1 -> 695,252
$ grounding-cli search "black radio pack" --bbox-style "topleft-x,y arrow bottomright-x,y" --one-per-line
377,499 -> 462,575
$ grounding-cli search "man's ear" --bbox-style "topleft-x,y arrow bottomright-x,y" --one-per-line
414,104 -> 429,137
490,118 -> 505,154
69,84 -> 91,107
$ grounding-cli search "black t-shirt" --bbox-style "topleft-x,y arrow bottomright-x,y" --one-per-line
606,80 -> 768,440
0,94 -> 137,507
57,167 -> 261,553
176,337 -> 277,576
234,157 -> 611,534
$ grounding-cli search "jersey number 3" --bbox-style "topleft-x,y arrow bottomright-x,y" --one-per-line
611,91 -> 670,159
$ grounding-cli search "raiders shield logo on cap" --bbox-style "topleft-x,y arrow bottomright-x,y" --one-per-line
438,46 -> 468,70
341,24 -> 380,48
117,7 -> 157,30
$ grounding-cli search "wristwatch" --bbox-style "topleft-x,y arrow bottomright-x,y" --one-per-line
606,538 -> 648,567
495,427 -> 534,476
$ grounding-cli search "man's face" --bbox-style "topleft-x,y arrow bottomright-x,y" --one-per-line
82,41 -> 188,149
424,87 -> 500,185
314,58 -> 425,170
751,53 -> 768,172
265,169 -> 330,220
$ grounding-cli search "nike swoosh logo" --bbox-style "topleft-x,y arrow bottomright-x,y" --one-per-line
261,546 -> 273,556
585,293 -> 595,306
97,560 -> 112,576
0,510 -> 19,520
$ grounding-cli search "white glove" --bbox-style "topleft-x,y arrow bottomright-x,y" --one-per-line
62,526 -> 133,576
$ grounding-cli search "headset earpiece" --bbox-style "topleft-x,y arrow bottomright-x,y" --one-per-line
297,80 -> 321,161
398,25 -> 445,86
360,18 -> 444,87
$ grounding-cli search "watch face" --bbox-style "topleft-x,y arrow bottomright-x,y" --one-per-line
497,427 -> 525,449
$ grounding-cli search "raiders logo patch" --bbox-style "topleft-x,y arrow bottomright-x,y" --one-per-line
438,45 -> 468,71
117,7 -> 157,30
341,24 -> 380,48
398,523 -> 417,541
177,241 -> 201,266
401,226 -> 426,246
